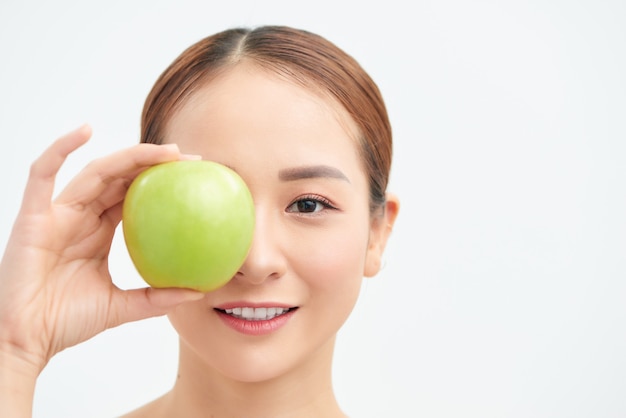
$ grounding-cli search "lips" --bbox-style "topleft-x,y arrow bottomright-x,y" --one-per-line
214,304 -> 298,335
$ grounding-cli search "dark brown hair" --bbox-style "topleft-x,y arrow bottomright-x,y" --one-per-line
141,25 -> 392,212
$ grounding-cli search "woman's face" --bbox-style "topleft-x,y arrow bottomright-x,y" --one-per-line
164,64 -> 392,383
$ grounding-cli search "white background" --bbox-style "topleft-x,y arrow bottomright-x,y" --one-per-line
1,1 -> 625,417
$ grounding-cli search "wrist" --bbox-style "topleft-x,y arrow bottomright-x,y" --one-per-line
0,344 -> 40,417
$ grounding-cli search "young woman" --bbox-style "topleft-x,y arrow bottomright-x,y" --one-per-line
0,26 -> 399,417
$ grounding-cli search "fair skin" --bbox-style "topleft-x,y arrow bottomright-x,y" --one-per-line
0,63 -> 398,417
0,128 -> 206,417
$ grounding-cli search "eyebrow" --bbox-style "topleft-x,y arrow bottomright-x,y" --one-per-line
278,165 -> 350,183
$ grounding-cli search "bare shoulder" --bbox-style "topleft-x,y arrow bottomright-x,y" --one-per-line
118,394 -> 169,418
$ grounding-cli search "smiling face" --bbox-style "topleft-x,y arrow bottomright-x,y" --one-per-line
163,63 -> 394,384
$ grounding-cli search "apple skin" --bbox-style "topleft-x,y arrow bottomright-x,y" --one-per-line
122,160 -> 255,292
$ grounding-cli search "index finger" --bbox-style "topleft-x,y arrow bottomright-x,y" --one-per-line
53,142 -> 183,210
20,125 -> 92,215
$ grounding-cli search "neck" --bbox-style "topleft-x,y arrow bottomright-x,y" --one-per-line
163,337 -> 346,418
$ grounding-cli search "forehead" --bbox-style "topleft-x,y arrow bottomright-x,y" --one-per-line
164,65 -> 364,174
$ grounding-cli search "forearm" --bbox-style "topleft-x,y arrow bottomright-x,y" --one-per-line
0,348 -> 38,418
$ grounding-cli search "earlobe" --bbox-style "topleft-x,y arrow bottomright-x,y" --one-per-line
364,193 -> 400,277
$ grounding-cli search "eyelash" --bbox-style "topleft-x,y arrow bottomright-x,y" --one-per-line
286,194 -> 338,215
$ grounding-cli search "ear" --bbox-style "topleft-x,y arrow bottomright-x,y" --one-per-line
364,193 -> 400,277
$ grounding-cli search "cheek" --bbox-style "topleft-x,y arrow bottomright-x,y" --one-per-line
292,225 -> 369,341
290,220 -> 369,297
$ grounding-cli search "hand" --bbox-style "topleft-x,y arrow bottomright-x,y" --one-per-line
0,125 -> 204,376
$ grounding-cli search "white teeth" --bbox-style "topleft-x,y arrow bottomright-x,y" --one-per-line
254,308 -> 266,319
223,307 -> 289,321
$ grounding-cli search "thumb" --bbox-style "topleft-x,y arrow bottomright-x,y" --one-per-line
108,287 -> 205,328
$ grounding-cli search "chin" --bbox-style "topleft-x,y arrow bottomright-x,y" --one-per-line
171,303 -> 341,385
181,334 -> 338,387
212,345 -> 314,384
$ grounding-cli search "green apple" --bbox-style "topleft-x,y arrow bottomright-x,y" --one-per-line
122,160 -> 255,292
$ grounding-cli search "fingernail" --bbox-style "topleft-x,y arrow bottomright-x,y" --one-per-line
162,143 -> 179,152
180,154 -> 203,161
73,123 -> 92,136
175,290 -> 206,305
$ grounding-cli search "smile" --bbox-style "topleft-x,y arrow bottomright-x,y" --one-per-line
217,307 -> 294,321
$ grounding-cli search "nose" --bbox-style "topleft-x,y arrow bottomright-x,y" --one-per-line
234,204 -> 287,285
